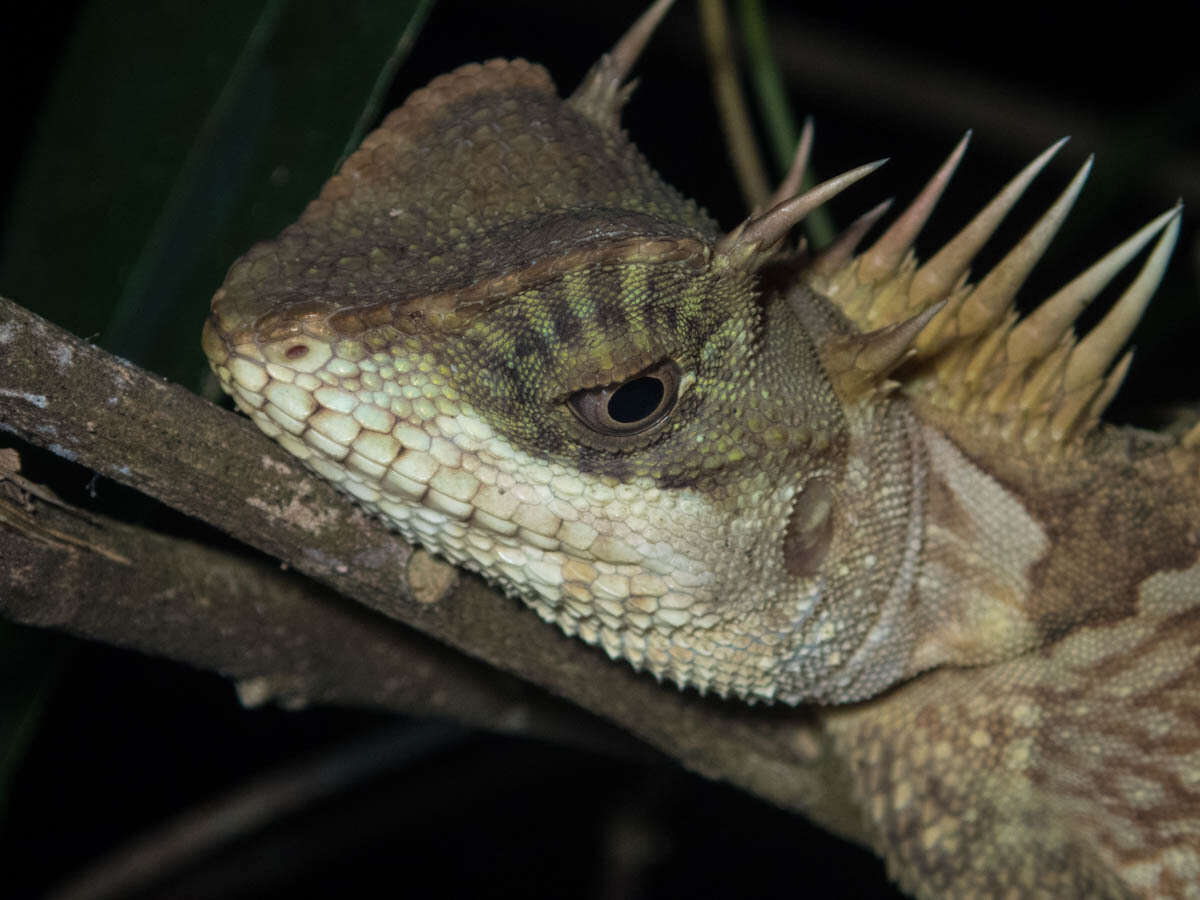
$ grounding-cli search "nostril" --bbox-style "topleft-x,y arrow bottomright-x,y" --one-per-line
285,345 -> 309,360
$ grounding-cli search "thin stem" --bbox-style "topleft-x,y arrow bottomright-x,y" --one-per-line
737,0 -> 835,246
698,0 -> 771,211
338,0 -> 436,168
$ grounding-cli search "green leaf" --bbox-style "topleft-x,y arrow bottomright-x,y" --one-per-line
1,0 -> 433,391
736,0 -> 834,247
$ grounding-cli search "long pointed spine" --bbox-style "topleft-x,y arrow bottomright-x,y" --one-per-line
570,0 -> 677,127
760,117 -> 815,214
1062,210 -> 1181,393
808,199 -> 895,279
858,132 -> 970,284
1006,206 -> 1182,366
715,160 -> 887,269
954,157 -> 1093,335
909,138 -> 1070,309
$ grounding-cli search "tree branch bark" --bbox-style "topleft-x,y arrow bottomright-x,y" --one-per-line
0,471 -> 638,755
0,295 -> 868,846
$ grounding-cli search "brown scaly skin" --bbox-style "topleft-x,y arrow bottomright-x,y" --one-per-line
202,1 -> 1200,895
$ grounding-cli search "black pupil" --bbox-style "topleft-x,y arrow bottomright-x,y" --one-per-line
607,376 -> 664,424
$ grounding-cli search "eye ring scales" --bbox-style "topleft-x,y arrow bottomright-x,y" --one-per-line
568,360 -> 681,436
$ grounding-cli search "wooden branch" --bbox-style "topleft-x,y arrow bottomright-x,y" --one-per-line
0,470 -> 637,755
0,295 -> 867,845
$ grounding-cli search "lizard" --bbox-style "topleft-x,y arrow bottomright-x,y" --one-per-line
200,0 -> 1200,895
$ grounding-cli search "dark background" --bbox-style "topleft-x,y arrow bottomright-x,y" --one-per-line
3,1 -> 1197,897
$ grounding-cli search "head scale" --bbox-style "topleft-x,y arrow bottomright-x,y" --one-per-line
208,1 -> 1180,705
201,0 -> 920,705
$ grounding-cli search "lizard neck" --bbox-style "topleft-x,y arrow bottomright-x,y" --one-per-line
761,285 -> 1058,702
903,421 -> 1050,672
911,403 -> 1200,648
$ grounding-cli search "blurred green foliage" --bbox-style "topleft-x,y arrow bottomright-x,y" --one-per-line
1,0 -> 431,393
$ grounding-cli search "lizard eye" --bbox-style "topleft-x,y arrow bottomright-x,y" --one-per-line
568,361 -> 681,436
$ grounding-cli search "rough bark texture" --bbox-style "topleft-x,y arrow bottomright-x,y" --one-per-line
0,295 -> 867,845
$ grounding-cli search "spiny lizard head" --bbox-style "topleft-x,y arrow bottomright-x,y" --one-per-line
202,0 -> 1182,704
